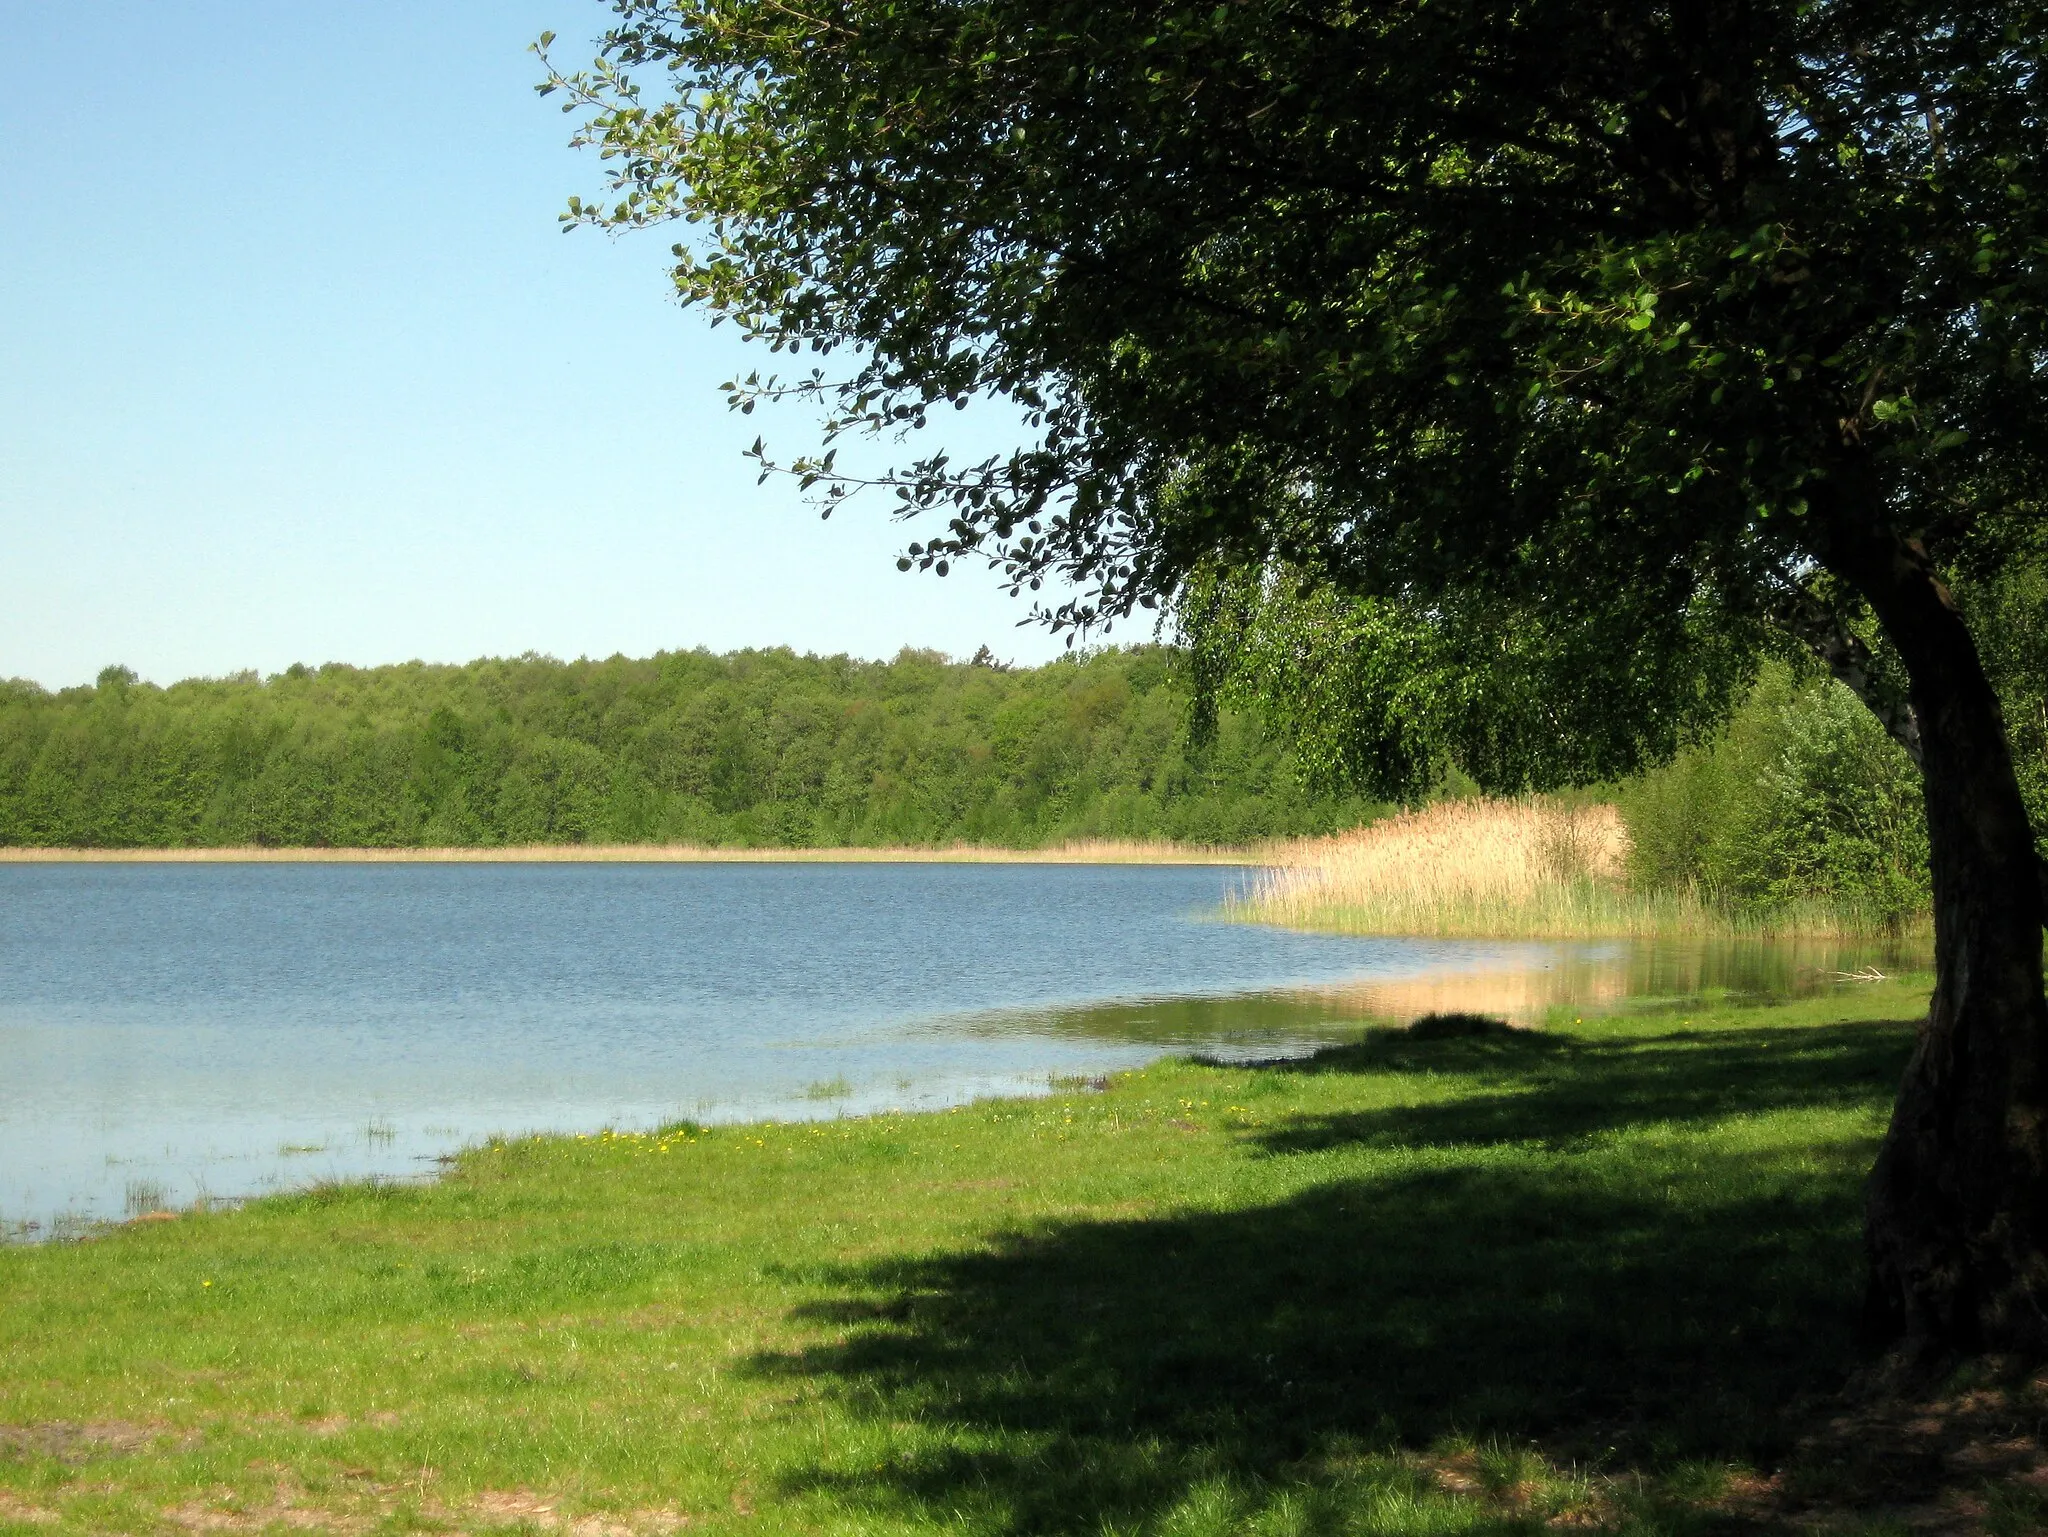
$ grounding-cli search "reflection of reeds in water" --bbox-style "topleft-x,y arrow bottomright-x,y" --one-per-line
1236,799 -> 1926,941
1307,963 -> 1634,1028
122,1179 -> 169,1218
986,935 -> 1928,1047
1297,937 -> 1920,1026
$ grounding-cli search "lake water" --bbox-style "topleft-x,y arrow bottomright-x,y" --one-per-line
0,862 -> 1913,1237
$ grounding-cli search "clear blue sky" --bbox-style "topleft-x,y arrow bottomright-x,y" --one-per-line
0,1 -> 1071,690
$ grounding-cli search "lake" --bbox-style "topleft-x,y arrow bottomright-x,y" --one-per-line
0,861 -> 1909,1237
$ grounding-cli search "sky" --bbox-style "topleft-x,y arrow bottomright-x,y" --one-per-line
0,1 -> 1073,691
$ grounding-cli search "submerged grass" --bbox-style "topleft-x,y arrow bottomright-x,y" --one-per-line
6,977 -> 2029,1534
1241,798 -> 1930,941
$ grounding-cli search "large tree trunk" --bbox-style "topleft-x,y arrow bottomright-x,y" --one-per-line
1818,509 -> 2048,1356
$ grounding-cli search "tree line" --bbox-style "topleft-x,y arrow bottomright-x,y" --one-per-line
0,646 -> 1380,849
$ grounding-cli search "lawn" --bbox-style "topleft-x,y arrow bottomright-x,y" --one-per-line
3,978 -> 2039,1535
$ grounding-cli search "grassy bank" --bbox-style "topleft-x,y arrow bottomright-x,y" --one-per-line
6,979 -> 2038,1535
1237,799 -> 1932,941
0,838 -> 1253,866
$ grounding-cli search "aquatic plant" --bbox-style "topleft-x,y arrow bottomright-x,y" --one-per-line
1237,797 -> 1926,940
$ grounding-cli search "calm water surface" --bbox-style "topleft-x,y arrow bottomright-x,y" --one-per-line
0,862 -> 1911,1235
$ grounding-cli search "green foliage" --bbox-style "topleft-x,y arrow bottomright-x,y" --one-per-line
1620,665 -> 1930,922
1178,561 -> 1755,798
0,647 -> 1375,849
543,1 -> 2048,798
1959,549 -> 2048,844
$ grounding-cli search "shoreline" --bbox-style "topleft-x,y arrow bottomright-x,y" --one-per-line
0,839 -> 1261,866
4,984 -> 1998,1536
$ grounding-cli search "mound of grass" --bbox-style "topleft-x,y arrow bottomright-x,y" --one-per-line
1401,1011 -> 1514,1039
2,977 -> 2036,1534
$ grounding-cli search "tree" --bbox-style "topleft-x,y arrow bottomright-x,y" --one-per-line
543,1 -> 2048,1355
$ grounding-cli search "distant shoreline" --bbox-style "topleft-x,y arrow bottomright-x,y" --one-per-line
0,840 -> 1260,866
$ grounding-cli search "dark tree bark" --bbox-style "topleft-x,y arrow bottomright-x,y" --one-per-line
1772,587 -> 2048,931
1772,587 -> 1924,768
1815,492 -> 2048,1355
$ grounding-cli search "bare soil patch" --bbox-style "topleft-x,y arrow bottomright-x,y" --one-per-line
0,1419 -> 183,1463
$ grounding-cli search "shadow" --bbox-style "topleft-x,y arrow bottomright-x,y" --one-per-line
1251,1021 -> 1914,1155
751,1018 -> 1917,1534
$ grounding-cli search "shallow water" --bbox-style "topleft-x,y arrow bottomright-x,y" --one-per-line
0,862 -> 1917,1236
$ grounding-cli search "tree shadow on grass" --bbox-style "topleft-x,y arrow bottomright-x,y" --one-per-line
752,1018 -> 1918,1534
1251,1020 -> 1915,1155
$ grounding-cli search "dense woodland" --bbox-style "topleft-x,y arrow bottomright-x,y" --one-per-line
0,646 -> 1376,849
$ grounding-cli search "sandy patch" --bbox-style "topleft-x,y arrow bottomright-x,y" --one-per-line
0,1419 -> 184,1463
0,841 -> 1247,866
0,1491 -> 59,1525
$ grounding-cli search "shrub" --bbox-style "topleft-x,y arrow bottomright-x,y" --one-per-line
1618,665 -> 1929,924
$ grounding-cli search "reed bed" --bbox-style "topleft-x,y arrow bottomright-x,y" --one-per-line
1237,797 -> 1923,940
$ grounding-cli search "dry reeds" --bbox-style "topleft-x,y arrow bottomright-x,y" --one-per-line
0,839 -> 1248,866
1235,798 -> 1920,940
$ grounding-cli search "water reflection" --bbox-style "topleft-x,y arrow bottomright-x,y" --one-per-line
975,936 -> 1931,1056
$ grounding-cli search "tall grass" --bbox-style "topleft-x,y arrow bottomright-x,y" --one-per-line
1234,797 -> 1928,940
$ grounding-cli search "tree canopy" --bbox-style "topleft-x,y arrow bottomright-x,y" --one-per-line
545,0 -> 2044,785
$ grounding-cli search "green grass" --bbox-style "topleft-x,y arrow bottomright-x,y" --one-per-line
0,982 -> 1963,1535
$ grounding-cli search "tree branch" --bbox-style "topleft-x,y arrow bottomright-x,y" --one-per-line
1770,587 -> 1923,768
1771,584 -> 2048,926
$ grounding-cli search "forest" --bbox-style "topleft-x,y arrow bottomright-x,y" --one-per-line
0,646 -> 1378,850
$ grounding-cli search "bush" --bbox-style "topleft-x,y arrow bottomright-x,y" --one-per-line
1618,665 -> 1929,924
